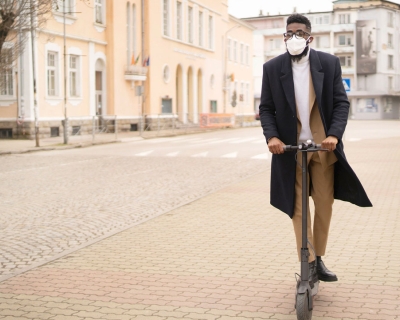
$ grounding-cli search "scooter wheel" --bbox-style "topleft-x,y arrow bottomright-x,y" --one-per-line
295,292 -> 312,320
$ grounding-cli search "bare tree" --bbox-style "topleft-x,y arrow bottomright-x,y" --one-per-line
0,0 -> 55,78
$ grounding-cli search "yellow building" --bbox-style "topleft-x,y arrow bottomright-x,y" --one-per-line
0,0 -> 254,139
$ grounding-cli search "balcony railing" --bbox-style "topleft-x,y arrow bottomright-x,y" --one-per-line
124,66 -> 148,82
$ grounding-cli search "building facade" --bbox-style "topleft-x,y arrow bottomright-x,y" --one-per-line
0,0 -> 254,139
244,0 -> 400,120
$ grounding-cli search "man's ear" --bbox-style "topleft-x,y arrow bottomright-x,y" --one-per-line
308,36 -> 314,44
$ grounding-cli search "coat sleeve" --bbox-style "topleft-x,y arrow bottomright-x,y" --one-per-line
259,64 -> 280,143
327,57 -> 350,141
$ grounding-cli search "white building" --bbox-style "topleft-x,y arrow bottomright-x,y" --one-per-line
244,0 -> 400,120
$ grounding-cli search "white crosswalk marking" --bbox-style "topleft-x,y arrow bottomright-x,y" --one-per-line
191,138 -> 220,144
135,150 -> 154,156
191,151 -> 208,158
221,152 -> 238,158
229,137 -> 259,144
166,152 -> 179,157
252,153 -> 269,160
208,138 -> 240,144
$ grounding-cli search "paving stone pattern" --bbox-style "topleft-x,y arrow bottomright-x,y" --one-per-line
0,137 -> 399,319
0,153 -> 260,279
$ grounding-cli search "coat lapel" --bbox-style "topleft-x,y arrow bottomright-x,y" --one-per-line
280,52 -> 297,117
309,49 -> 324,114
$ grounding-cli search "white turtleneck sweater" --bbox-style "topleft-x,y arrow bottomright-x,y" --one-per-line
292,49 -> 313,143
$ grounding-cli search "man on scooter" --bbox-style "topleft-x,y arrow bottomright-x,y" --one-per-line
259,14 -> 372,287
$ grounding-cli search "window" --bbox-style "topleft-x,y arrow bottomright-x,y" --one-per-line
338,35 -> 351,46
274,38 -> 281,49
188,6 -> 193,43
132,5 -> 137,62
69,55 -> 79,97
95,0 -> 103,24
199,11 -> 203,46
246,83 -> 249,103
210,100 -> 217,113
339,14 -> 350,24
388,12 -> 394,27
388,33 -> 393,48
57,0 -> 72,14
272,19 -> 282,28
126,3 -> 131,66
233,40 -> 237,61
269,38 -> 281,50
163,0 -> 169,36
240,44 -> 244,64
208,15 -> 213,49
176,1 -> 182,40
0,49 -> 13,96
388,55 -> 394,69
50,127 -> 60,137
163,65 -> 170,83
47,51 -> 58,96
339,56 -> 352,67
246,45 -> 249,65
388,76 -> 393,90
384,97 -> 393,113
314,15 -> 330,25
161,98 -> 172,113
315,36 -> 320,48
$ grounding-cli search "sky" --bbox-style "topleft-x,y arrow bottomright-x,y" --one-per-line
228,0 -> 400,18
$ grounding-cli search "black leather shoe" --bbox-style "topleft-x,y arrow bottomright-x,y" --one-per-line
316,256 -> 338,282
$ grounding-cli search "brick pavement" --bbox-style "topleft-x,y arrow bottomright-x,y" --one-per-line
0,136 -> 399,319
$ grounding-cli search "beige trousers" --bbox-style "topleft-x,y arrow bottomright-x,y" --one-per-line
292,151 -> 335,262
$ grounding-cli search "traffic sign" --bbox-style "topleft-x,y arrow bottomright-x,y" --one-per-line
342,78 -> 351,92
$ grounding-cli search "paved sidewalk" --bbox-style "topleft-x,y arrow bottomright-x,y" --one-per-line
0,137 -> 399,319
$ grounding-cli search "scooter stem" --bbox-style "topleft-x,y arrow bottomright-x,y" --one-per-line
301,150 -> 310,282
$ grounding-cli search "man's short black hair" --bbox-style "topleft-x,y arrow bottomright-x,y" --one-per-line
286,14 -> 312,32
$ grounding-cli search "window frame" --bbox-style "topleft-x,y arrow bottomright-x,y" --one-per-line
69,55 -> 80,97
388,33 -> 393,49
198,11 -> 203,46
176,1 -> 182,40
388,11 -> 394,27
208,15 -> 214,50
95,0 -> 105,25
0,49 -> 14,97
47,51 -> 59,97
163,0 -> 170,37
388,54 -> 394,69
188,6 -> 193,44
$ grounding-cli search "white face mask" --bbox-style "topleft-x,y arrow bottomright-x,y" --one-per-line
286,36 -> 310,56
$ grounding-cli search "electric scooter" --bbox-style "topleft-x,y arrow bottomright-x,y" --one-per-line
283,140 -> 327,320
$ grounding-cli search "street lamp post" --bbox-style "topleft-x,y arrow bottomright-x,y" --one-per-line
30,0 -> 39,147
63,0 -> 68,144
223,25 -> 240,114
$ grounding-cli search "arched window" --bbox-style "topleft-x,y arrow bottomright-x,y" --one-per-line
127,2 -> 131,66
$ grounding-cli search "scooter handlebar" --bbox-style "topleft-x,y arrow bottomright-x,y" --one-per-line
283,144 -> 323,152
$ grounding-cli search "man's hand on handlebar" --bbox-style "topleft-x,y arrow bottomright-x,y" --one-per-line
268,137 -> 285,154
321,136 -> 338,152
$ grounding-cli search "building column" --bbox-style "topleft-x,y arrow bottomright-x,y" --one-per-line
182,67 -> 188,123
193,69 -> 198,123
89,42 -> 95,116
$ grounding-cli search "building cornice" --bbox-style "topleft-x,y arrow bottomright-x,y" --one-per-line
37,29 -> 108,46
